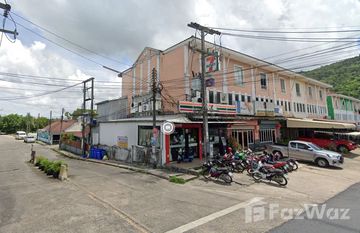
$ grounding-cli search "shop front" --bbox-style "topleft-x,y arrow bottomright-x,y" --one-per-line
165,123 -> 202,163
229,120 -> 258,150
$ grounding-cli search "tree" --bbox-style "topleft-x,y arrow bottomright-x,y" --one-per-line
0,114 -> 49,133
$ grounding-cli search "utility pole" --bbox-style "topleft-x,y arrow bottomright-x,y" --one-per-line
48,111 -> 52,144
26,112 -> 30,134
59,108 -> 64,148
151,68 -> 158,164
81,78 -> 94,157
187,22 -> 221,161
0,3 -> 18,37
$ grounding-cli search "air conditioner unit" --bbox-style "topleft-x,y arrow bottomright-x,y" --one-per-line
221,93 -> 228,104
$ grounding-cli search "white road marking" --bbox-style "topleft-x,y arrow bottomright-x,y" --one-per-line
165,197 -> 264,233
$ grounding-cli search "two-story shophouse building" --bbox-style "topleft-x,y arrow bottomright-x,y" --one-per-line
96,36 -> 355,164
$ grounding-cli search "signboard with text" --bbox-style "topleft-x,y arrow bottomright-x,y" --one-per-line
205,52 -> 219,73
117,136 -> 128,149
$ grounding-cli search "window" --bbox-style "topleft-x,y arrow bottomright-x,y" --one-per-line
285,102 -> 288,111
228,93 -> 233,105
280,101 -> 284,106
280,79 -> 286,93
216,92 -> 221,104
260,129 -> 275,143
234,65 -> 244,86
256,97 -> 259,101
294,103 -> 297,112
276,100 -> 280,105
288,102 -> 291,111
209,91 -> 214,103
295,83 -> 301,97
266,99 -> 269,103
241,95 -> 245,102
319,90 -> 323,100
138,126 -> 160,147
270,99 -> 273,103
308,86 -> 312,98
260,73 -> 267,89
297,143 -> 310,150
235,94 -> 239,102
247,96 -> 251,102
261,98 -> 264,102
303,104 -> 305,112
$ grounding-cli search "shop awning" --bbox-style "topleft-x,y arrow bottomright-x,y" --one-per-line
287,118 -> 356,129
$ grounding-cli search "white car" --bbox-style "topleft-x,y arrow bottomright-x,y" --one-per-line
15,131 -> 27,140
24,135 -> 36,143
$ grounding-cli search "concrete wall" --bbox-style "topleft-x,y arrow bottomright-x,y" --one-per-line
97,98 -> 128,121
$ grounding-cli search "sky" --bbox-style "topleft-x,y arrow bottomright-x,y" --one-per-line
1,0 -> 360,117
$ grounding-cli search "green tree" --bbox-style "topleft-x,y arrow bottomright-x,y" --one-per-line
65,108 -> 97,120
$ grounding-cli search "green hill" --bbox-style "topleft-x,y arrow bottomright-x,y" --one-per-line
302,55 -> 360,99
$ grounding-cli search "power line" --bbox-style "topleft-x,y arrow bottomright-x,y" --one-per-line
11,12 -> 131,67
210,27 -> 360,34
0,81 -> 82,100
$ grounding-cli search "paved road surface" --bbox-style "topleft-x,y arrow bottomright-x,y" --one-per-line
1,135 -> 360,233
268,182 -> 360,233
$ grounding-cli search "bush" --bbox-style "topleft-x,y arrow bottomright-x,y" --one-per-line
43,160 -> 53,173
35,156 -> 46,166
39,158 -> 49,170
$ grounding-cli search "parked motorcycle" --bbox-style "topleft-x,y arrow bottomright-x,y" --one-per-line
201,161 -> 233,183
252,162 -> 288,186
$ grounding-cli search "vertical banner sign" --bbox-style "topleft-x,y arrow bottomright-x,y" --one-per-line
205,52 -> 219,73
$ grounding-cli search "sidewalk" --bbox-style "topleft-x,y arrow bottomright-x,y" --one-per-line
51,147 -> 198,182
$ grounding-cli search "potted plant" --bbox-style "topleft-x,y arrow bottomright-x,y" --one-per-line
39,158 -> 48,171
35,156 -> 45,167
46,161 -> 55,176
52,161 -> 63,178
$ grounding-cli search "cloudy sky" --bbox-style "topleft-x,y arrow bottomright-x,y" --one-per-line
1,0 -> 360,117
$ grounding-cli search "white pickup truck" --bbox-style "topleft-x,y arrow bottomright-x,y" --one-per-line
266,140 -> 344,168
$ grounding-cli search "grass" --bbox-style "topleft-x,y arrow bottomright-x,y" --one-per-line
169,176 -> 186,184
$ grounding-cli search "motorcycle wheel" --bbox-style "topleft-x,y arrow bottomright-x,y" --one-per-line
234,163 -> 245,173
273,174 -> 288,186
219,173 -> 232,183
252,172 -> 262,181
290,161 -> 298,171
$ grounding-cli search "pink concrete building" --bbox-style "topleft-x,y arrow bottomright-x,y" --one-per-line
113,37 -> 345,162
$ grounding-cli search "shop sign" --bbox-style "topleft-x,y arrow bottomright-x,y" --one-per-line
255,102 -> 275,117
178,101 -> 236,115
205,52 -> 219,73
117,136 -> 128,149
235,101 -> 253,115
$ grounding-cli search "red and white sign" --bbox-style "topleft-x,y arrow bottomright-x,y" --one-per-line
205,52 -> 219,73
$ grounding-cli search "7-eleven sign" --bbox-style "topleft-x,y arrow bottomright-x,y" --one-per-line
205,52 -> 219,73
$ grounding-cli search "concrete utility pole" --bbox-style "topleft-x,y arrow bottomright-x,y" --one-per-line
59,108 -> 64,148
151,68 -> 158,163
49,110 -> 52,144
187,22 -> 221,161
81,77 -> 94,157
0,3 -> 18,37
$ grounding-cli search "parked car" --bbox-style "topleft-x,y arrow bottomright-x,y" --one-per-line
298,131 -> 357,153
24,135 -> 36,143
266,140 -> 344,168
15,131 -> 27,140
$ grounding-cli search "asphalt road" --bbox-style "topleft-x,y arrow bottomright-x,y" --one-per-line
268,182 -> 360,233
1,135 -> 360,233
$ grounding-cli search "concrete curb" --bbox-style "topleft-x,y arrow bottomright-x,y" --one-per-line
51,148 -> 174,181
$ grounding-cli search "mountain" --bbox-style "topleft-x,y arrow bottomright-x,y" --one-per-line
301,55 -> 360,99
